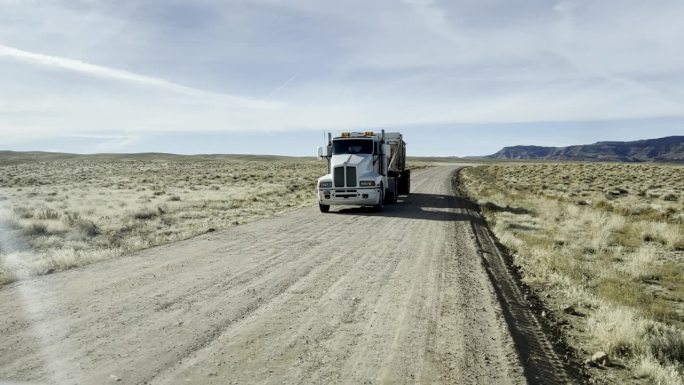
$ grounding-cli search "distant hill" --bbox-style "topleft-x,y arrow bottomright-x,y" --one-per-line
485,136 -> 684,163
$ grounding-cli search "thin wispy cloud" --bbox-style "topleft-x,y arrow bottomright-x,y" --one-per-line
0,44 -> 281,109
266,73 -> 300,99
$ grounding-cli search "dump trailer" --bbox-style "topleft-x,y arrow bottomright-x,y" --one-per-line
316,130 -> 410,213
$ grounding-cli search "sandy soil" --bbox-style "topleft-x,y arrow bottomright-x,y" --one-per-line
0,166 -> 570,385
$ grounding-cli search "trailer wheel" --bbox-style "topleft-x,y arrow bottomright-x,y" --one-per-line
399,171 -> 411,195
319,204 -> 330,213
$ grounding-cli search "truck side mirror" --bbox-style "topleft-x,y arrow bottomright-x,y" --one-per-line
317,146 -> 329,159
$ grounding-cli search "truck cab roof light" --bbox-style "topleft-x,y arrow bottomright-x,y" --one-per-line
338,131 -> 376,138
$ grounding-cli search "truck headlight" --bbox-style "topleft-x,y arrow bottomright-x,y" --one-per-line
319,181 -> 332,188
359,180 -> 376,187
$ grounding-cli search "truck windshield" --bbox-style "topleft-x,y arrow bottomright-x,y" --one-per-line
332,140 -> 374,155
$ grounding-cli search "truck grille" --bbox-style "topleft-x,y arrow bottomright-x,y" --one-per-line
334,166 -> 357,187
346,166 -> 357,187
334,166 -> 345,187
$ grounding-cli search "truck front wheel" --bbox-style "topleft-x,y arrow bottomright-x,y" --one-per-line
374,184 -> 384,212
319,204 -> 330,213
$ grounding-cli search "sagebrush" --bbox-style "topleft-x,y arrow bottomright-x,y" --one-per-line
462,162 -> 684,385
0,155 -> 325,284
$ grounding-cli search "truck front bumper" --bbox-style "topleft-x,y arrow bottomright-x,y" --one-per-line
317,188 -> 381,206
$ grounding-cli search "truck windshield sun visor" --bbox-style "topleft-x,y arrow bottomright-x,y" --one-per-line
332,140 -> 373,155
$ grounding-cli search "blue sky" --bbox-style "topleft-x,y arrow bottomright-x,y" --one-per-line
1,0 -> 683,156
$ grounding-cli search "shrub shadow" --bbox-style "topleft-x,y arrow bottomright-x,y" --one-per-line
482,202 -> 534,215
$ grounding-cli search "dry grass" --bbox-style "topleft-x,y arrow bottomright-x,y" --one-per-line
0,155 -> 326,284
462,162 -> 684,384
0,154 -> 432,285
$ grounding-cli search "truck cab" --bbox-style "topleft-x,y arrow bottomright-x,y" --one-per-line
316,131 -> 410,213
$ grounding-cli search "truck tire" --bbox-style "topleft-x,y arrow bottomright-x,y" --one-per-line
374,183 -> 384,212
319,204 -> 330,213
399,171 -> 411,195
384,179 -> 396,204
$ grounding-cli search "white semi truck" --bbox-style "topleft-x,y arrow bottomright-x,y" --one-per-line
316,130 -> 410,213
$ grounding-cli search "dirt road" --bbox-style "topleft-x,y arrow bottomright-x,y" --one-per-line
0,166 -> 570,385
